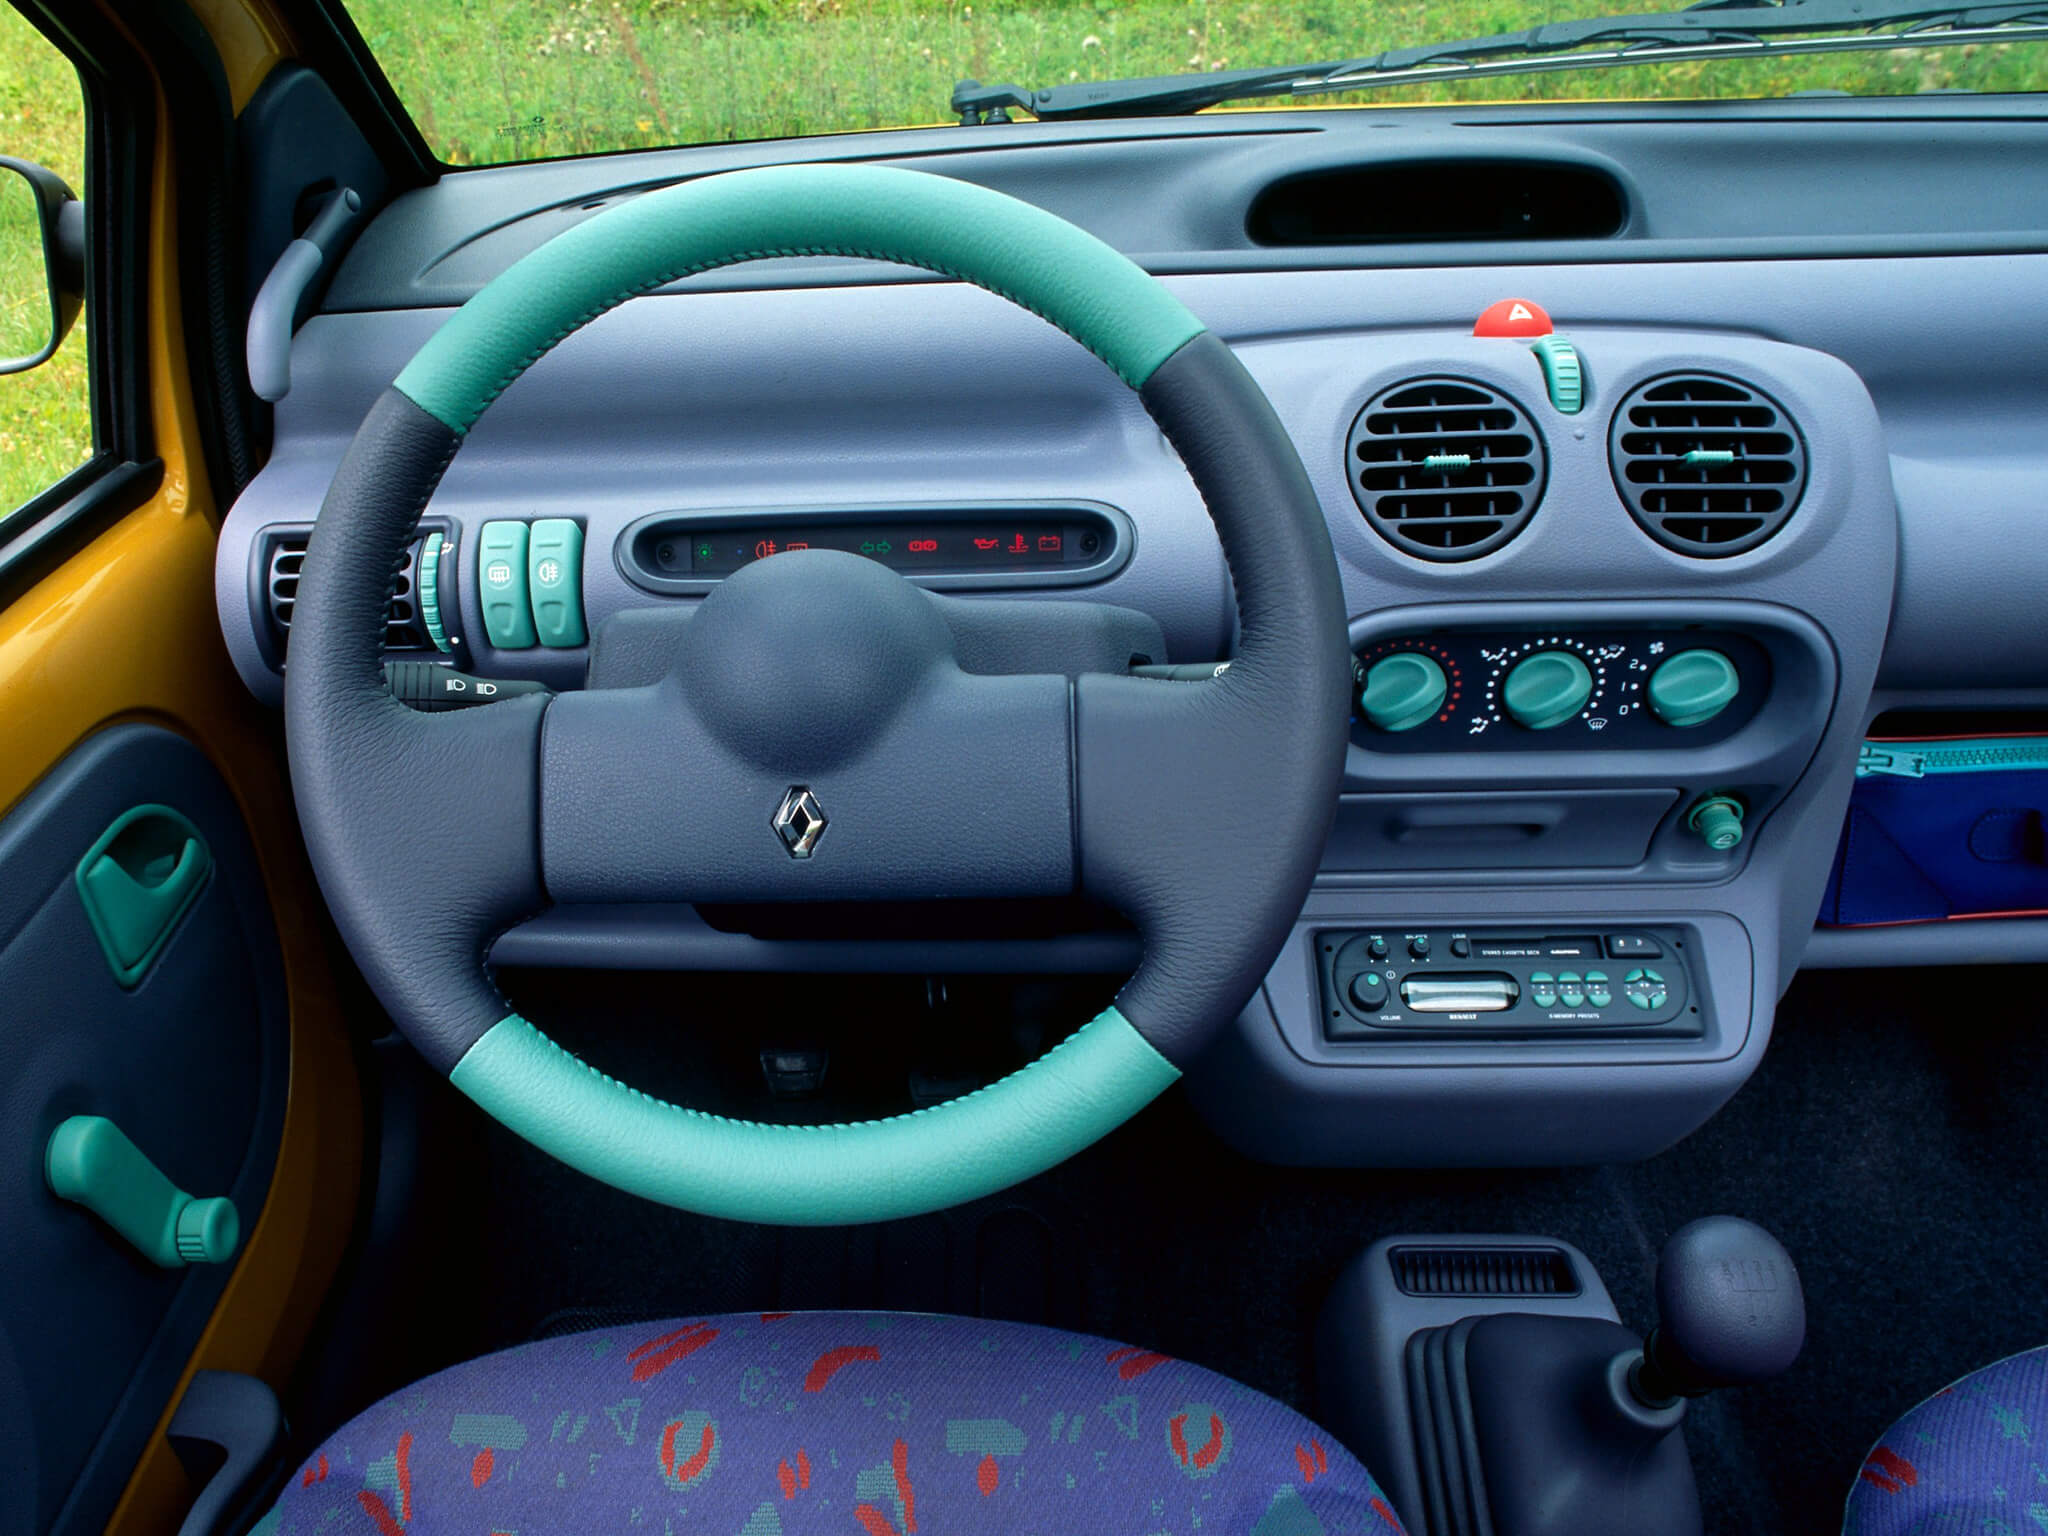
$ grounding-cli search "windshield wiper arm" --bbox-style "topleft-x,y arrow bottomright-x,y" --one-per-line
952,0 -> 2048,123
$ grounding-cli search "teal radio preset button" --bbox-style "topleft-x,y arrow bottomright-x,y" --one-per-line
478,521 -> 537,649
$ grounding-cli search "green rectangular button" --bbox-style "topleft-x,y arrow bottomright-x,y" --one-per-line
527,518 -> 586,648
478,521 -> 536,649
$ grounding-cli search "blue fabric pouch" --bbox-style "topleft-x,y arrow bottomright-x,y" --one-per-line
1819,738 -> 2048,926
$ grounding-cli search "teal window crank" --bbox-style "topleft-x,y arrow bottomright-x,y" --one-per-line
74,804 -> 212,988
45,1116 -> 240,1268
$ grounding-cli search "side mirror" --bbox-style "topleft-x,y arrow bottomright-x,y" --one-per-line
0,155 -> 84,376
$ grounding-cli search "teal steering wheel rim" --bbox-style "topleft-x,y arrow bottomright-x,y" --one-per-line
392,164 -> 1210,1224
454,1007 -> 1176,1227
393,161 -> 1208,435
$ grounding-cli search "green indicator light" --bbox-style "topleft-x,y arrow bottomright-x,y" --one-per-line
1682,449 -> 1736,466
1422,452 -> 1472,473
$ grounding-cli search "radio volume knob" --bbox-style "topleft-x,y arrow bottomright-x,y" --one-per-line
1503,650 -> 1593,730
1360,652 -> 1448,732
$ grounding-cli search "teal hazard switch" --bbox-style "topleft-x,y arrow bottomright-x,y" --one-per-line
527,519 -> 587,648
1529,335 -> 1584,414
478,521 -> 536,649
1649,648 -> 1740,728
46,1115 -> 240,1268
1360,652 -> 1448,732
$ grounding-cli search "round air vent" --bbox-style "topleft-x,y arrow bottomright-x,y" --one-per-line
1610,374 -> 1807,556
1346,378 -> 1546,561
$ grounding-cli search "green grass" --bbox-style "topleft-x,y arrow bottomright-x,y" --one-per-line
341,0 -> 2048,165
0,2 -> 88,519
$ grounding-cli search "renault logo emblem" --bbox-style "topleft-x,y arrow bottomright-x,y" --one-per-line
773,786 -> 826,858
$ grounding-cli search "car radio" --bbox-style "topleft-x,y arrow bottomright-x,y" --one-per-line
1318,925 -> 1699,1042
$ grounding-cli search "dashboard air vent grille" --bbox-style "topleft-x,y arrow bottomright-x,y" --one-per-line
1611,374 -> 1807,556
266,531 -> 426,654
1389,1244 -> 1580,1298
1346,378 -> 1546,561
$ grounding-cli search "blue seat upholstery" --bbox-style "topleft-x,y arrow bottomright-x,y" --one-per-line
264,1311 -> 1405,1535
1843,1345 -> 2048,1534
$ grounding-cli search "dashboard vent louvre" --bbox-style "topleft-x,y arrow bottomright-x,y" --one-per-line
266,531 -> 426,654
1610,374 -> 1807,556
1346,378 -> 1546,561
1389,1245 -> 1580,1298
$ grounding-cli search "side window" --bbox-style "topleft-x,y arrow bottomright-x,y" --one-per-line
0,1 -> 90,517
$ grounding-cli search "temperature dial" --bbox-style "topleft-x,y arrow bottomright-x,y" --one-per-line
1360,652 -> 1448,732
1503,650 -> 1594,730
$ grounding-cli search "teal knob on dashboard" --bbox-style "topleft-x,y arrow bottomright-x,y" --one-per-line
1360,652 -> 1448,732
1503,650 -> 1593,729
1649,648 -> 1740,727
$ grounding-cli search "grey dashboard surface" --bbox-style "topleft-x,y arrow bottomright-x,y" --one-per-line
323,100 -> 2048,308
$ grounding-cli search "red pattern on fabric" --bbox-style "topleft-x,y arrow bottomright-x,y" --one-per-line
628,1322 -> 719,1382
356,1490 -> 404,1536
853,1507 -> 901,1536
660,1420 -> 717,1484
976,1453 -> 1000,1495
1106,1345 -> 1170,1381
1170,1411 -> 1225,1470
300,1454 -> 328,1488
1859,1446 -> 1919,1494
470,1448 -> 494,1489
803,1344 -> 881,1392
776,1447 -> 813,1501
1297,1440 -> 1330,1482
892,1437 -> 918,1531
1371,1494 -> 1403,1528
761,1312 -> 792,1321
395,1432 -> 413,1521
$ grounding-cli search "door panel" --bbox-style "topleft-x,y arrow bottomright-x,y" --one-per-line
0,726 -> 288,1536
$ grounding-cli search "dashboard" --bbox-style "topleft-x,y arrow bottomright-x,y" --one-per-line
217,97 -> 2048,1167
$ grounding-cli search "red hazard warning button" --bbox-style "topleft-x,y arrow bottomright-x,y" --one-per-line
1473,298 -> 1553,338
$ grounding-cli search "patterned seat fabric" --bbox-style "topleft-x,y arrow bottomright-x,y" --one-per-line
265,1310 -> 1405,1535
1844,1344 -> 2048,1534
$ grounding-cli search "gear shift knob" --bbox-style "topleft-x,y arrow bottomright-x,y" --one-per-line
1632,1215 -> 1805,1404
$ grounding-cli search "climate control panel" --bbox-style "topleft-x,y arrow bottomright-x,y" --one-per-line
1351,626 -> 1769,752
1319,926 -> 1700,1042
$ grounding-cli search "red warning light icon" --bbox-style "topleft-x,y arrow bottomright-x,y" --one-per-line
1037,534 -> 1063,553
1008,534 -> 1029,554
907,539 -> 938,553
754,539 -> 778,559
973,537 -> 1000,551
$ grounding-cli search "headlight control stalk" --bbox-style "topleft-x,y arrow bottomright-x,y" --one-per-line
384,662 -> 550,712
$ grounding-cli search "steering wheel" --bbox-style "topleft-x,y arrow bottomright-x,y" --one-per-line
285,164 -> 1349,1226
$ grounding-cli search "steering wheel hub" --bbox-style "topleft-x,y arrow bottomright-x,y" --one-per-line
676,548 -> 955,768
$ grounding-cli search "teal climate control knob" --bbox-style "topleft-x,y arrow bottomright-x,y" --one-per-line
1361,652 -> 1448,732
1503,650 -> 1593,730
1649,648 -> 1739,728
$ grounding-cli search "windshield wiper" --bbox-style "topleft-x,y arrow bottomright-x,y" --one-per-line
952,0 -> 2048,123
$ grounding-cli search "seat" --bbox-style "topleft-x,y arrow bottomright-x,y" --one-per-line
263,1310 -> 1404,1535
1844,1344 -> 2048,1534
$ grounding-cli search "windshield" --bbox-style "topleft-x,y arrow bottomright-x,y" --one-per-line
338,0 -> 2048,166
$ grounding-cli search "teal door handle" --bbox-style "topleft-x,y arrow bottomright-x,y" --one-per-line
75,804 -> 212,987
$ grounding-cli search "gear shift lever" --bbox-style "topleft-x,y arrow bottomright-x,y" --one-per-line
1630,1215 -> 1807,1406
